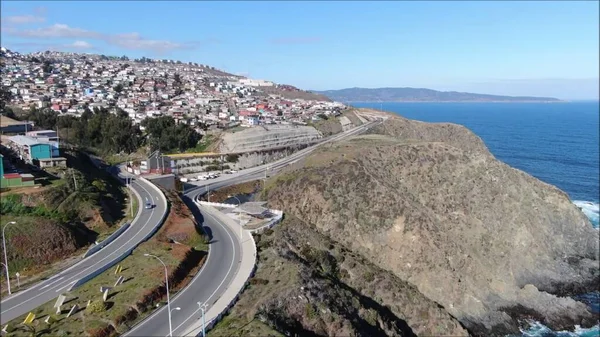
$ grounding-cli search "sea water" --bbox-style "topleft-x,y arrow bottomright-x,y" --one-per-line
353,101 -> 600,337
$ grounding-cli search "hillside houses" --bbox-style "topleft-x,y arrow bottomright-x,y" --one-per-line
1,48 -> 346,130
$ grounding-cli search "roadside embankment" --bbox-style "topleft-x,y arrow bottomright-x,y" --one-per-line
3,190 -> 209,337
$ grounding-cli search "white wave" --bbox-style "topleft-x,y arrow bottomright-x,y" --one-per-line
573,200 -> 600,228
518,320 -> 600,337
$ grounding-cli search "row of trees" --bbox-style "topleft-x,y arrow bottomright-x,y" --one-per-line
1,87 -> 203,155
26,107 -> 142,154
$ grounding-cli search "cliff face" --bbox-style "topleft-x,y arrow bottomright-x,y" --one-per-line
263,114 -> 599,336
208,216 -> 468,337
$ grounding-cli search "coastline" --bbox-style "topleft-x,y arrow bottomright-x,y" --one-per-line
342,100 -> 569,103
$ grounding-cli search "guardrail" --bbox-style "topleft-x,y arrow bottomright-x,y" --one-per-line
67,177 -> 169,291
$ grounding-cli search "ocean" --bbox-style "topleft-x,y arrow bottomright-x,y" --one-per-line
353,102 -> 600,337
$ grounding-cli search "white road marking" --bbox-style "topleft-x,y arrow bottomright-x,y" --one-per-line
168,209 -> 238,336
125,206 -> 237,336
1,180 -> 159,318
39,277 -> 64,290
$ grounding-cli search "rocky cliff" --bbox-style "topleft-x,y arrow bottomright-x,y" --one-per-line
261,112 -> 599,336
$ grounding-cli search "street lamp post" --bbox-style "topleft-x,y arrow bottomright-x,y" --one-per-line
2,221 -> 16,295
144,254 -> 174,337
197,302 -> 208,337
228,195 -> 242,239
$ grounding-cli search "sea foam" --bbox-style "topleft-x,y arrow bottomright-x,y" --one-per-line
514,202 -> 600,337
518,321 -> 600,337
573,201 -> 600,228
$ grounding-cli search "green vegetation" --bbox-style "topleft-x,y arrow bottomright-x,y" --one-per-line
141,116 -> 201,153
0,194 -> 75,223
4,192 -> 209,337
0,150 -> 134,287
3,95 -> 203,157
185,134 -> 215,153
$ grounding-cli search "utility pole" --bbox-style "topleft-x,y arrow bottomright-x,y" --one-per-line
2,221 -> 16,295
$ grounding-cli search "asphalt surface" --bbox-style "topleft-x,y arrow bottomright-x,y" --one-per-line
125,118 -> 382,336
0,171 -> 168,324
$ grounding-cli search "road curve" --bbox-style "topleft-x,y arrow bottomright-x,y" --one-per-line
0,171 -> 168,324
125,118 -> 382,336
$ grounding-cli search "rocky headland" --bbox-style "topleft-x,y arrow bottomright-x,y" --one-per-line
249,109 -> 599,336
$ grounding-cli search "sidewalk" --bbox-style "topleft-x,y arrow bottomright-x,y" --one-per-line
181,204 -> 257,336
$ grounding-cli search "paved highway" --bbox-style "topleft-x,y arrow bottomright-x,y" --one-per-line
0,171 -> 168,324
125,118 -> 382,336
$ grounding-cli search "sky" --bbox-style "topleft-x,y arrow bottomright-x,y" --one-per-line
1,1 -> 598,100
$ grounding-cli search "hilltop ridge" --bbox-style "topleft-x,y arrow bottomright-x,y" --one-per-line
314,87 -> 563,102
212,108 -> 598,337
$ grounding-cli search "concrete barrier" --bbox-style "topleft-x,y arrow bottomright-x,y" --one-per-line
198,201 -> 237,208
68,247 -> 135,291
83,223 -> 131,258
249,211 -> 283,234
183,203 -> 273,337
67,177 -> 169,291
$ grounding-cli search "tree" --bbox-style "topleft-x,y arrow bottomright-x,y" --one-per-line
114,83 -> 124,93
0,86 -> 13,114
42,60 -> 53,74
142,116 -> 200,152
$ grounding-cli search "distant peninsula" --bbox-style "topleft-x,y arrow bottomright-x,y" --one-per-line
312,87 -> 563,103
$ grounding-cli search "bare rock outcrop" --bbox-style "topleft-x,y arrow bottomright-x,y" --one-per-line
263,115 -> 599,336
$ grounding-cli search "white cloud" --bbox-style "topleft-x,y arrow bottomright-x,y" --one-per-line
2,7 -> 47,25
5,23 -> 197,53
10,24 -> 100,39
3,15 -> 46,24
67,40 -> 94,49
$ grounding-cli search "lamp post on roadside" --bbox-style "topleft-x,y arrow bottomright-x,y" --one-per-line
144,254 -> 174,337
197,302 -> 208,337
2,221 -> 16,295
228,195 -> 243,239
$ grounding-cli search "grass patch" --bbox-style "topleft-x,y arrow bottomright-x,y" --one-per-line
3,190 -> 209,337
3,242 -> 184,337
186,135 -> 215,153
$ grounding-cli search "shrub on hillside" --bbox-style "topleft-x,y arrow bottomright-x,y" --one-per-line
86,300 -> 108,314
86,324 -> 115,337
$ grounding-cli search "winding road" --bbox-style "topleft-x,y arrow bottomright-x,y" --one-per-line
125,117 -> 382,336
0,171 -> 168,325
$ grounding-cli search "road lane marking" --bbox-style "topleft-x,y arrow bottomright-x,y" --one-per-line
0,170 -> 150,305
1,180 -> 161,318
128,121 -> 380,333
169,208 -> 239,336
39,277 -> 64,290
125,205 -> 237,336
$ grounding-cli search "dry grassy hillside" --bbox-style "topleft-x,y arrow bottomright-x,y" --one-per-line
209,217 -> 468,337
260,115 -> 599,336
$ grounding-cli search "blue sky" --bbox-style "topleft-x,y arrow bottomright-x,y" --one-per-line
1,1 -> 598,99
